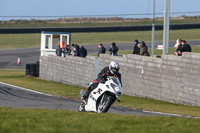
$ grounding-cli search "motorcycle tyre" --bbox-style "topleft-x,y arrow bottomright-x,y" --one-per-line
97,95 -> 113,113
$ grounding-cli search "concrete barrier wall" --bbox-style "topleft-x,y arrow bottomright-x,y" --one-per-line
40,52 -> 200,106
40,55 -> 96,88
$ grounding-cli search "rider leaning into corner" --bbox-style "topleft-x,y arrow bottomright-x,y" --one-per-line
82,61 -> 122,101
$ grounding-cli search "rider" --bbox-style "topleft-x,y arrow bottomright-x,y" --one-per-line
82,61 -> 122,100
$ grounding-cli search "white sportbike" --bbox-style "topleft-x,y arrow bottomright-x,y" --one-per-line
78,76 -> 123,113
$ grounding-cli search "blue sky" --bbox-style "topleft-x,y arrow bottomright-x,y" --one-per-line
0,0 -> 199,16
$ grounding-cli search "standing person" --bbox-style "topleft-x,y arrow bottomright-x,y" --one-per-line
72,44 -> 80,56
65,45 -> 71,55
133,39 -> 140,55
109,42 -> 118,56
79,45 -> 87,57
98,44 -> 106,57
70,44 -> 75,55
57,39 -> 65,57
174,43 -> 181,56
56,44 -> 62,56
72,47 -> 79,56
179,40 -> 192,56
174,39 -> 182,56
138,41 -> 150,56
182,40 -> 191,52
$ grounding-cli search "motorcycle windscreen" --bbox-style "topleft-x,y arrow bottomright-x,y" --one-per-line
108,76 -> 121,86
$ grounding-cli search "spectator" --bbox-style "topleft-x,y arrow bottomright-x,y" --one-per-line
57,39 -> 65,57
71,44 -> 75,55
179,40 -> 191,56
174,39 -> 182,56
72,44 -> 80,56
109,42 -> 118,56
65,45 -> 71,55
133,39 -> 140,55
56,44 -> 62,56
79,45 -> 87,57
98,44 -> 106,57
72,47 -> 78,56
182,40 -> 191,52
138,41 -> 150,56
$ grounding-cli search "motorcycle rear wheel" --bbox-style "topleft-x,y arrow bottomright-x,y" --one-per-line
97,95 -> 113,113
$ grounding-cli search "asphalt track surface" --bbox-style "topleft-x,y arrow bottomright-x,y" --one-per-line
0,40 -> 200,69
0,82 -> 189,117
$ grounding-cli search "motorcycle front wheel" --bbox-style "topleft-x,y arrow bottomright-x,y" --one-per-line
97,94 -> 113,113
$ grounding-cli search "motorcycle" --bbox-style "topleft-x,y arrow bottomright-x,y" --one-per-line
78,76 -> 123,113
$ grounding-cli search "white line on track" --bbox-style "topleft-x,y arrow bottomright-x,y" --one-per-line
142,110 -> 200,119
0,81 -> 53,97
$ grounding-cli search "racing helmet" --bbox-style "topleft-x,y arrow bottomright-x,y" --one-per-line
109,61 -> 120,74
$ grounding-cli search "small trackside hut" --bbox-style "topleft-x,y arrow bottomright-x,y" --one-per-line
40,31 -> 71,57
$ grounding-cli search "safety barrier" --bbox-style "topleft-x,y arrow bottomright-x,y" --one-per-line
40,53 -> 200,107
0,23 -> 200,34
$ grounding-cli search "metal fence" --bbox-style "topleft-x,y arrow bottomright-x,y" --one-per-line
0,11 -> 200,24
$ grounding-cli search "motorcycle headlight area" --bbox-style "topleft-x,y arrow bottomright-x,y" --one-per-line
111,83 -> 121,91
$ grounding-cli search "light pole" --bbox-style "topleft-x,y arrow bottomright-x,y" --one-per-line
163,0 -> 170,55
151,0 -> 155,57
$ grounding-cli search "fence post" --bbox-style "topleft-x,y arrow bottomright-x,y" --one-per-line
80,16 -> 82,23
131,14 -> 133,22
2,16 -> 4,24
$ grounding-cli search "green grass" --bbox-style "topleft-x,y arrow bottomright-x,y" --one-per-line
0,29 -> 200,50
1,69 -> 200,117
0,18 -> 200,28
1,70 -> 200,132
1,107 -> 200,133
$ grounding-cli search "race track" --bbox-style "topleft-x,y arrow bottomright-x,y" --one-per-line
0,82 -> 185,117
0,41 -> 200,117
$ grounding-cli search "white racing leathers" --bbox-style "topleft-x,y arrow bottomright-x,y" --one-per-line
78,76 -> 123,113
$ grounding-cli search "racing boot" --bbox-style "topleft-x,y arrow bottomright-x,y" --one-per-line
82,90 -> 91,100
82,84 -> 93,100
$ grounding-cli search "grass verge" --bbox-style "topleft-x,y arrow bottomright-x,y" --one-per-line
1,69 -> 200,117
1,107 -> 200,133
0,29 -> 200,49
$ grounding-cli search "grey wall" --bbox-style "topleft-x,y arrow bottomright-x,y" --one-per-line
40,52 -> 200,106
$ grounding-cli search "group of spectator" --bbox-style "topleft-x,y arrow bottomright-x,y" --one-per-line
133,38 -> 192,57
71,44 -> 87,57
56,38 -> 191,58
98,42 -> 119,56
133,39 -> 150,56
56,40 -> 87,58
98,40 -> 150,57
174,39 -> 191,56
